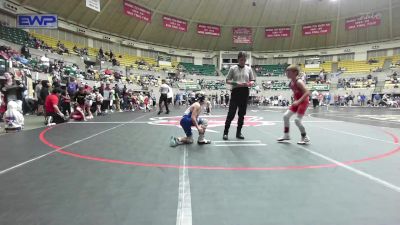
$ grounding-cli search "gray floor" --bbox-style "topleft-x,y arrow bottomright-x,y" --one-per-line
1,106 -> 400,225
0,114 -> 46,135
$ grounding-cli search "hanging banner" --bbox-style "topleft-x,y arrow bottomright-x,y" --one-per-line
265,27 -> 291,38
86,0 -> 101,12
197,24 -> 220,37
123,0 -> 152,23
345,12 -> 382,30
302,22 -> 331,36
163,15 -> 187,32
233,27 -> 252,44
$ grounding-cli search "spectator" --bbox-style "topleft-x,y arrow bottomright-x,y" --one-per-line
67,78 -> 78,97
373,94 -> 381,107
224,91 -> 230,107
311,90 -> 319,108
40,54 -> 50,73
60,88 -> 71,117
72,87 -> 88,121
21,45 -> 30,59
109,50 -> 114,61
34,80 -> 43,115
102,81 -> 112,113
40,80 -> 50,112
167,85 -> 173,106
45,88 -> 67,125
114,84 -> 122,112
3,101 -> 24,132
158,79 -> 170,115
92,88 -> 103,116
360,94 -> 366,106
99,48 -> 104,60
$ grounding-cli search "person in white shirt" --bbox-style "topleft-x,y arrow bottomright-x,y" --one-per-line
40,54 -> 50,73
167,86 -> 173,106
223,52 -> 255,140
311,90 -> 319,108
3,101 -> 24,132
158,79 -> 170,115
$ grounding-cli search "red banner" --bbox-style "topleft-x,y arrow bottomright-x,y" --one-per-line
197,24 -> 220,37
302,23 -> 331,36
163,15 -> 187,32
123,0 -> 151,23
265,27 -> 291,38
233,27 -> 252,44
345,13 -> 381,30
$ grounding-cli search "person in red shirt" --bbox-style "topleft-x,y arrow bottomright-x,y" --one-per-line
277,65 -> 310,145
45,88 -> 67,125
143,94 -> 150,112
84,83 -> 92,93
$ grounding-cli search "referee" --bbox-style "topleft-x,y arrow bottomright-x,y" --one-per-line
223,52 -> 255,140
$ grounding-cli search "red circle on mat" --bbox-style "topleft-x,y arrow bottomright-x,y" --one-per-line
39,127 -> 400,171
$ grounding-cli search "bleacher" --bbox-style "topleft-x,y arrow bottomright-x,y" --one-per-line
337,76 -> 376,89
338,57 -> 385,74
0,25 -> 34,47
301,61 -> 332,74
179,62 -> 216,76
177,81 -> 201,90
28,31 -> 178,72
262,81 -> 290,90
254,64 -> 287,76
221,68 -> 229,76
202,80 -> 226,90
384,71 -> 400,90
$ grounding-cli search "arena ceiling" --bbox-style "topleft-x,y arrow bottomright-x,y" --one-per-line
13,0 -> 400,52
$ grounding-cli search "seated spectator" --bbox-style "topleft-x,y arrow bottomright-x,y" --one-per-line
2,78 -> 26,109
40,54 -> 50,73
112,57 -> 119,66
104,68 -> 113,76
109,50 -> 114,60
71,87 -> 90,121
45,88 -> 67,125
20,45 -> 30,59
3,101 -> 24,132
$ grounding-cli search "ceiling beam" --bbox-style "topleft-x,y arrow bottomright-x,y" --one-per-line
252,0 -> 271,51
289,0 -> 303,50
213,0 -> 236,51
136,0 -> 163,40
66,0 -> 84,21
20,0 -> 31,5
177,0 -> 204,48
88,0 -> 112,28
334,0 -> 341,46
39,0 -> 51,10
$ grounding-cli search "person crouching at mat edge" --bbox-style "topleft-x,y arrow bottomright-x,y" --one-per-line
170,92 -> 211,147
223,52 -> 255,140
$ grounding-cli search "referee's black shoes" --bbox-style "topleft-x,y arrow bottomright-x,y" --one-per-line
236,133 -> 245,139
223,133 -> 245,140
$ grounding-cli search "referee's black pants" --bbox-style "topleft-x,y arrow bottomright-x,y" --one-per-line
224,87 -> 249,135
159,94 -> 169,112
